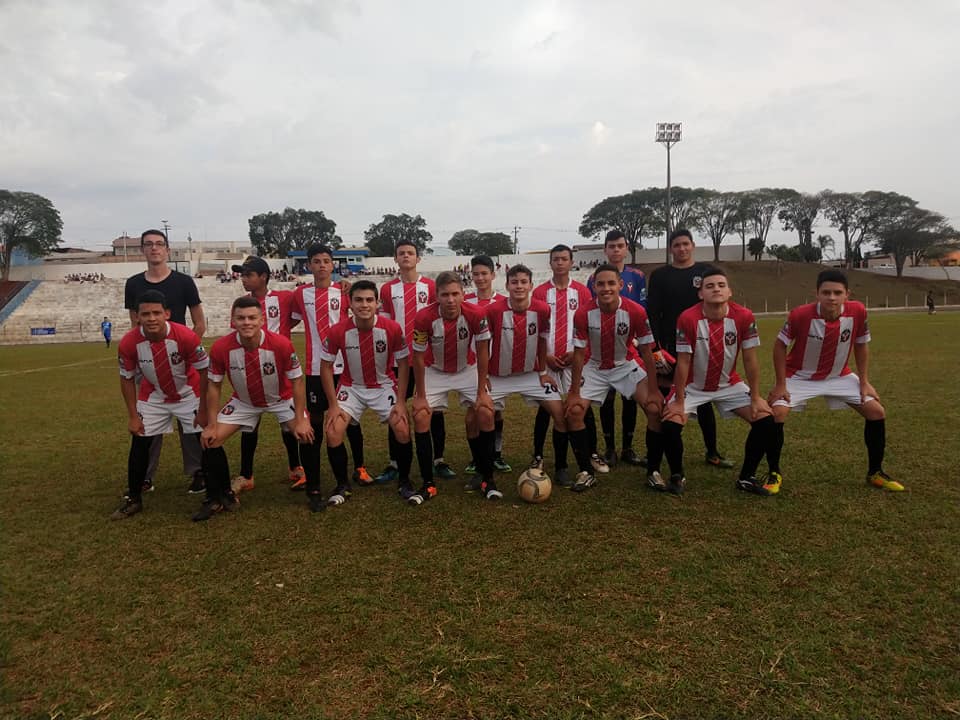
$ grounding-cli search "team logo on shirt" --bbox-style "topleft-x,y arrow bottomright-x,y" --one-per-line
458,326 -> 468,339
840,329 -> 851,342
375,339 -> 387,353
268,305 -> 279,318
330,296 -> 340,311
418,290 -> 428,304
568,297 -> 578,310
221,404 -> 235,416
617,321 -> 628,336
337,389 -> 349,402
170,351 -> 182,365
527,322 -> 537,336
478,318 -> 488,331
626,282 -> 634,293
262,362 -> 276,376
693,276 -> 702,288
724,331 -> 737,346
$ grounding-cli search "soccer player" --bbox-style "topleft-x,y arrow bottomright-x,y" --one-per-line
409,271 -> 491,505
319,281 -> 414,510
532,244 -> 603,486
767,269 -> 902,491
647,228 -> 732,470
586,229 -> 647,468
100,316 -> 112,348
124,229 -> 206,495
566,264 -> 663,493
230,256 -> 305,495
111,291 -> 209,520
464,255 -> 511,475
660,267 -> 777,496
199,296 -> 314,521
375,240 -> 439,482
478,264 -> 567,499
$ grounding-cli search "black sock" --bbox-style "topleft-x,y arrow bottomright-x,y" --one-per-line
467,435 -> 480,470
662,421 -> 685,477
477,429 -> 496,479
645,429 -> 663,475
494,415 -> 504,457
864,419 -> 886,474
387,426 -> 399,467
302,418 -> 323,494
396,439 -> 414,483
533,406 -> 550,459
622,398 -> 637,449
415,431 -> 434,485
768,422 -> 785,474
201,446 -> 231,500
740,416 -> 774,480
127,434 -> 153,500
584,407 -> 598,454
697,403 -> 719,457
600,390 -> 615,449
552,428 -> 568,470
327,443 -> 348,487
568,428 -> 593,473
431,412 -> 446,459
282,430 -> 301,469
239,429 -> 258,479
346,422 -> 364,468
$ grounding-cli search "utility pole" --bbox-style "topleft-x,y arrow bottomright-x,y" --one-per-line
513,225 -> 521,255
161,219 -> 171,243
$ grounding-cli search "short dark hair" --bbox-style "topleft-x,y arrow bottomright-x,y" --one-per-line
307,243 -> 334,261
506,264 -> 533,281
394,239 -> 420,257
349,279 -> 378,298
471,255 -> 495,272
232,295 -> 262,314
140,229 -> 168,246
700,265 -> 727,281
816,269 -> 849,289
593,263 -> 621,280
669,228 -> 693,246
136,290 -> 168,310
604,229 -> 626,245
549,244 -> 573,260
435,271 -> 463,290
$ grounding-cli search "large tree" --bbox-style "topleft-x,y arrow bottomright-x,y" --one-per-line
448,229 -> 513,257
694,189 -> 739,261
874,200 -> 953,277
248,208 -> 341,257
0,190 -> 63,281
365,213 -> 433,257
663,186 -> 707,238
777,190 -> 819,257
740,188 -> 796,261
747,235 -> 766,261
579,188 -> 663,263
819,190 -> 863,267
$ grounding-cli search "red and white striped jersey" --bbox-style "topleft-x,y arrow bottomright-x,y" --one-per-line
464,291 -> 506,308
292,282 -> 350,374
533,279 -> 592,357
379,276 -> 436,351
573,297 -> 654,370
676,302 -> 759,391
778,301 -> 869,380
412,301 -> 491,372
118,322 -> 208,403
321,315 -> 408,389
485,298 -> 551,377
258,290 -> 296,337
208,330 -> 302,407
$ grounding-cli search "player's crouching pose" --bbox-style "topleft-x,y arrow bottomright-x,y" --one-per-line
199,297 -> 314,521
767,270 -> 902,491
319,281 -> 414,511
661,267 -> 778,496
409,271 -> 492,505
111,291 -> 210,520
565,264 -> 663,493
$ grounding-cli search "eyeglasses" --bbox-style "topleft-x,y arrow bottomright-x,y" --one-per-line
141,242 -> 167,249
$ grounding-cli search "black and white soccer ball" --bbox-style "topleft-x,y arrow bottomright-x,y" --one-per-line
516,468 -> 552,504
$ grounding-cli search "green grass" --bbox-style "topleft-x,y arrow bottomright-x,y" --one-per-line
1,313 -> 959,719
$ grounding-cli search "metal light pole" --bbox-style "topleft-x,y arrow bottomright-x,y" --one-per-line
655,122 -> 681,263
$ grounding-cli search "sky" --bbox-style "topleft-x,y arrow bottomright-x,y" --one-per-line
3,0 -> 959,254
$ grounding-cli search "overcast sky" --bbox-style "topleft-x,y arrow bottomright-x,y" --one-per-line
3,0 -> 958,254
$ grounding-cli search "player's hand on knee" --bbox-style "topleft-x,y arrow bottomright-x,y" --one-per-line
767,383 -> 790,405
200,425 -> 218,449
293,417 -> 314,444
751,397 -> 772,421
644,393 -> 664,416
860,381 -> 880,405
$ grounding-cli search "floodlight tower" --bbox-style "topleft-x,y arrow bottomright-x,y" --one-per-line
655,122 -> 682,263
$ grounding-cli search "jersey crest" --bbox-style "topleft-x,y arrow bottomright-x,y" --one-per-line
262,362 -> 276,375
375,339 -> 387,353
724,331 -> 737,346
170,351 -> 182,365
617,321 -> 628,335
527,322 -> 537,336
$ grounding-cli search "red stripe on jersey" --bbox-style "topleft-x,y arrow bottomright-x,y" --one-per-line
600,311 -> 615,369
443,318 -> 459,371
815,321 -> 840,379
359,328 -> 378,386
402,284 -> 418,340
554,289 -> 568,357
245,349 -> 268,406
510,311 -> 526,373
151,340 -> 179,401
703,320 -> 724,391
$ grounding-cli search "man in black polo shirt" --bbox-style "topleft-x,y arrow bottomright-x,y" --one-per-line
124,229 -> 207,493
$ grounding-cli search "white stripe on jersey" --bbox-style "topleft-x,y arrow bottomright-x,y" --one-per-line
227,346 -> 282,405
495,310 -> 539,376
341,325 -> 394,388
135,338 -> 191,403
299,285 -> 346,374
690,317 -> 739,390
799,316 -> 855,380
263,294 -> 282,334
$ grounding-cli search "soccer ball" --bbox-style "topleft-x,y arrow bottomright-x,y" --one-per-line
516,468 -> 552,504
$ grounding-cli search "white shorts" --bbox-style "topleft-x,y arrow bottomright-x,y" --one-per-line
772,373 -> 875,411
488,371 -> 560,410
666,381 -> 752,419
218,397 -> 297,432
549,367 -> 573,395
336,383 -> 399,423
579,361 -> 648,405
137,396 -> 201,437
424,364 -> 477,410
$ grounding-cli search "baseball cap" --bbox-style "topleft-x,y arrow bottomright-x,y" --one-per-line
232,256 -> 270,275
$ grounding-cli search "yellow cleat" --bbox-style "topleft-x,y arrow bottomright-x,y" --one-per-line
763,471 -> 783,495
866,471 -> 904,492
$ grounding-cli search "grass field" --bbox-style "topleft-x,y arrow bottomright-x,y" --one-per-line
1,312 -> 958,719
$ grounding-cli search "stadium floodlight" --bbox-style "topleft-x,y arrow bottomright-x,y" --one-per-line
655,122 -> 681,262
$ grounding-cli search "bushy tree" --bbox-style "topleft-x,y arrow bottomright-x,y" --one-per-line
365,213 -> 433,257
248,208 -> 341,257
448,229 -> 513,256
579,189 -> 664,263
0,190 -> 63,281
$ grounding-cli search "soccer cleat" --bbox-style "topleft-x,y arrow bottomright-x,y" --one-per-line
866,471 -> 905,492
398,481 -> 417,500
736,476 -> 772,497
110,496 -> 143,520
571,471 -> 597,493
142,480 -> 155,494
464,474 -> 483,491
408,483 -> 438,506
434,460 -> 456,479
221,491 -> 239,511
327,485 -> 350,506
764,471 -> 783,495
493,457 -> 512,473
464,461 -> 477,474
480,479 -> 503,501
603,447 -> 618,470
191,498 -> 225,522
231,475 -> 255,495
621,448 -> 647,467
375,464 -> 399,485
667,474 -> 686,496
554,468 -> 572,487
187,472 -> 206,494
353,466 -> 373,486
647,471 -> 667,492
528,456 -> 544,472
289,466 -> 307,491
307,492 -> 326,513
590,453 -> 610,474
705,453 -> 735,469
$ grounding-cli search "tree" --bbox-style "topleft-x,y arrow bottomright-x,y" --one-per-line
694,190 -> 739,261
663,186 -> 707,237
766,243 -> 801,262
579,188 -> 664,263
448,229 -> 513,257
741,188 -> 797,261
778,191 -> 820,257
875,202 -> 953,277
365,213 -> 433,257
248,208 -> 341,257
816,234 -> 834,260
0,190 -> 63,281
820,190 -> 863,267
747,236 -> 766,261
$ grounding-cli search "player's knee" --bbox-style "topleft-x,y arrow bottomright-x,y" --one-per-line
863,400 -> 885,421
773,405 -> 789,423
413,408 -> 432,433
476,405 -> 494,429
392,421 -> 410,443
